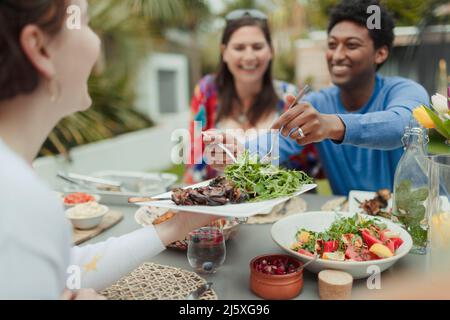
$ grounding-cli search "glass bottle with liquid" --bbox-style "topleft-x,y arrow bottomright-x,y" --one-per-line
392,121 -> 430,254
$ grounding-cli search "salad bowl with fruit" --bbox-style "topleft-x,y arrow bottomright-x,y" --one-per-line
271,211 -> 413,279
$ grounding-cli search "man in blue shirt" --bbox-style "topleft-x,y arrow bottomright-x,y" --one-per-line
205,0 -> 429,195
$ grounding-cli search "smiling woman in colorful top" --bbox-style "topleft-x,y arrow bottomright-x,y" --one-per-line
185,9 -> 321,184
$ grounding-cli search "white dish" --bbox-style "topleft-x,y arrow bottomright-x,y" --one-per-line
271,211 -> 413,279
66,204 -> 108,230
348,190 -> 393,213
349,190 -> 450,213
63,171 -> 178,205
136,180 -> 317,218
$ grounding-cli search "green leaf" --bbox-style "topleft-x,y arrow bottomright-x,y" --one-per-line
224,150 -> 313,202
408,202 -> 426,220
444,119 -> 450,133
398,180 -> 412,192
410,188 -> 429,202
424,106 -> 450,139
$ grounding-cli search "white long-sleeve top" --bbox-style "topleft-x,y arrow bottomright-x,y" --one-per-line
0,140 -> 166,299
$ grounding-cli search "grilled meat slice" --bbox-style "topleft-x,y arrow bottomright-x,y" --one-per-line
209,176 -> 227,187
206,196 -> 228,206
203,187 -> 226,198
171,188 -> 195,206
188,189 -> 209,205
171,176 -> 249,206
361,199 -> 382,215
376,189 -> 391,206
360,189 -> 392,216
229,187 -> 249,204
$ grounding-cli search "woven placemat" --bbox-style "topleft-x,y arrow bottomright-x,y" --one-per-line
246,196 -> 307,225
321,197 -> 349,212
101,263 -> 218,300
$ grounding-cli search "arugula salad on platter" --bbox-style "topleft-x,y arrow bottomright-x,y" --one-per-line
171,151 -> 313,207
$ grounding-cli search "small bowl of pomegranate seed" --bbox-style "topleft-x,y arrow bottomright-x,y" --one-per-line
249,254 -> 304,300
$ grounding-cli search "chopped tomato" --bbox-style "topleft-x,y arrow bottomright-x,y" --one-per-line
361,230 -> 382,249
64,192 -> 95,204
323,240 -> 339,253
297,249 -> 314,257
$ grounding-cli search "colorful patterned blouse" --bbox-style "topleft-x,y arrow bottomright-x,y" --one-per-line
184,74 -> 322,184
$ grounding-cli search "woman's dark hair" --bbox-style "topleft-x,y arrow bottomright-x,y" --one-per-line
327,0 -> 395,70
215,17 -> 278,126
0,0 -> 68,102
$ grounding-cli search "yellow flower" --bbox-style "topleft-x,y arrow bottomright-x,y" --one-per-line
413,106 -> 435,129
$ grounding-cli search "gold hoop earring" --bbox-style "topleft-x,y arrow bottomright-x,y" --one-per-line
48,78 -> 61,102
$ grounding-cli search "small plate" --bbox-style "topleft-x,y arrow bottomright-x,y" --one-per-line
349,190 -> 450,213
348,190 -> 392,214
136,180 -> 317,218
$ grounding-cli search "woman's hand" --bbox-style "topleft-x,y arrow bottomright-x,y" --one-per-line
61,288 -> 107,300
271,95 -> 346,145
202,130 -> 244,172
154,211 -> 219,246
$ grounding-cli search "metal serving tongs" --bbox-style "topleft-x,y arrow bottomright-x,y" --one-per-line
260,84 -> 311,164
201,131 -> 238,164
57,172 -> 122,191
128,196 -> 171,204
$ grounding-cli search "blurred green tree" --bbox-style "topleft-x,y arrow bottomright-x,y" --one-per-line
306,0 -> 450,30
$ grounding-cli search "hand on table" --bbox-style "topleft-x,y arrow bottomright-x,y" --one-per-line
61,288 -> 107,300
154,211 -> 220,247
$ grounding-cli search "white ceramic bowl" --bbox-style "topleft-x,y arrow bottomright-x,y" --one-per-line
66,204 -> 108,230
63,193 -> 101,208
271,211 -> 413,279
